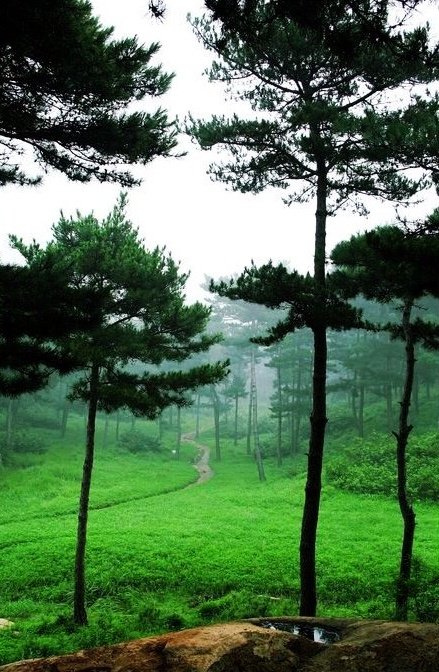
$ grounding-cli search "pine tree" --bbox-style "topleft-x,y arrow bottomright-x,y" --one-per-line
188,0 -> 438,615
12,195 -> 228,625
331,221 -> 439,620
0,0 -> 176,186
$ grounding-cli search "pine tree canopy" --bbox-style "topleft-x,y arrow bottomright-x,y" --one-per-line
211,261 -> 365,345
10,194 -> 228,416
330,223 -> 439,348
0,0 -> 177,187
0,261 -> 96,396
188,0 -> 439,212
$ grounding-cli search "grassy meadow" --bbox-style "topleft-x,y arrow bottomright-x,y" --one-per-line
0,404 -> 438,664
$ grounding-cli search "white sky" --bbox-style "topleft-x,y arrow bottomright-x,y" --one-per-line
0,0 -> 437,302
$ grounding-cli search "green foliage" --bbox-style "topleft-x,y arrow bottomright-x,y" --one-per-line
0,398 -> 439,662
189,2 -> 438,209
5,431 -> 45,455
118,430 -> 162,454
0,0 -> 177,186
326,432 -> 439,501
411,558 -> 439,623
11,195 -> 228,419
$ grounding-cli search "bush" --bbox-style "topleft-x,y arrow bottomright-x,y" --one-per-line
10,432 -> 46,454
325,432 -> 439,501
118,430 -> 161,454
0,431 -> 46,467
412,558 -> 439,623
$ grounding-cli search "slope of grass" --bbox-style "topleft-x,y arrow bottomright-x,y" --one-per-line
0,412 -> 438,664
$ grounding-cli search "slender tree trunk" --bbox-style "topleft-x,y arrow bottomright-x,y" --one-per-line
293,357 -> 303,455
276,364 -> 283,466
289,409 -> 294,454
195,393 -> 201,439
385,383 -> 393,432
394,300 -> 416,621
251,351 -> 266,482
358,382 -> 365,438
102,415 -> 109,448
351,371 -> 358,428
6,398 -> 14,451
116,410 -> 120,441
234,395 -> 239,445
158,412 -> 163,440
385,353 -> 393,431
413,371 -> 419,415
74,362 -> 99,626
294,409 -> 302,455
299,159 -> 328,617
211,385 -> 221,461
176,406 -> 181,460
246,385 -> 253,456
60,399 -> 70,438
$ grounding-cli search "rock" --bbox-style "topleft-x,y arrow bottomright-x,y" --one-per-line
0,617 -> 438,672
0,620 -> 14,630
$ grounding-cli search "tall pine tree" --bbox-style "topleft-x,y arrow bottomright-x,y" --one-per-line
188,0 -> 438,615
12,195 -> 228,625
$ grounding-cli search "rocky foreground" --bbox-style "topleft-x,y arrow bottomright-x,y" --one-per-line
1,616 -> 438,672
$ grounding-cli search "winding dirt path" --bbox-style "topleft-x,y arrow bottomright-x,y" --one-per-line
182,432 -> 214,488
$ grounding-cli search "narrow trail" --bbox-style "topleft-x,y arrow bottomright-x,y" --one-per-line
182,432 -> 214,488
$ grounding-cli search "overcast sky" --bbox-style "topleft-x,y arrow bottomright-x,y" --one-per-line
1,0 -> 437,302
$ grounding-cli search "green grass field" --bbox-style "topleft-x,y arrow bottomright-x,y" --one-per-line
0,411 -> 438,664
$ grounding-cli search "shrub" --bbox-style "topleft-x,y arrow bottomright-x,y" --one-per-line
412,558 -> 439,623
118,430 -> 162,454
325,432 -> 439,501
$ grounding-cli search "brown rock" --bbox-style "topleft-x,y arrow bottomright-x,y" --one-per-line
0,617 -> 438,672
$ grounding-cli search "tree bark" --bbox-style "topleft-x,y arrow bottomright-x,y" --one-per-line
102,415 -> 109,448
74,362 -> 99,626
246,385 -> 252,456
195,393 -> 201,439
358,382 -> 365,438
234,394 -> 239,446
211,385 -> 221,461
394,300 -> 416,621
176,405 -> 181,460
276,363 -> 283,466
60,399 -> 70,438
299,157 -> 328,617
251,351 -> 266,482
116,410 -> 120,441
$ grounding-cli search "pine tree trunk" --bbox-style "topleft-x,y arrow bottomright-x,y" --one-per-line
116,410 -> 120,441
211,386 -> 221,461
60,399 -> 70,438
233,394 -> 239,445
293,357 -> 303,455
195,393 -> 201,439
251,351 -> 266,482
394,300 -> 416,621
176,406 -> 181,460
276,364 -> 283,466
6,398 -> 14,451
158,413 -> 163,440
102,415 -> 109,448
74,362 -> 99,626
299,158 -> 328,617
358,382 -> 365,438
351,371 -> 358,429
413,371 -> 419,415
246,386 -> 252,456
